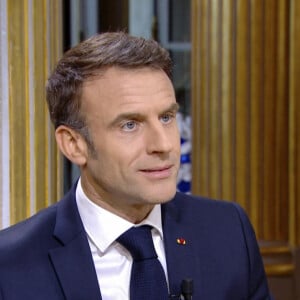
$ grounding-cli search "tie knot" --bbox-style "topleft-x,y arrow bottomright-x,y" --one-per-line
117,225 -> 157,261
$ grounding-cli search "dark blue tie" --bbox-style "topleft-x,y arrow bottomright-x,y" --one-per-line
117,225 -> 169,300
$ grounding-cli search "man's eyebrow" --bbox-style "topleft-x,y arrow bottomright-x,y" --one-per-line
109,112 -> 144,128
166,102 -> 180,113
109,102 -> 180,128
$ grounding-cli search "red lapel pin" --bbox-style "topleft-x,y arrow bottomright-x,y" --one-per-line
176,238 -> 186,245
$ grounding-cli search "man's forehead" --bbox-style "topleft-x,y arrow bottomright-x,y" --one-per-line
81,67 -> 173,98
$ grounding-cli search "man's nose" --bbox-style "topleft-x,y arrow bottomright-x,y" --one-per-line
145,123 -> 174,154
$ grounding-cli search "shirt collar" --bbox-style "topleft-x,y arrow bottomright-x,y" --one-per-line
76,178 -> 163,253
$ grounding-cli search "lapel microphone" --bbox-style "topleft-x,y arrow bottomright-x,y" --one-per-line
169,278 -> 193,300
181,278 -> 193,300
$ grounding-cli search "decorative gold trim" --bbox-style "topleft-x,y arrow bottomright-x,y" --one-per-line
289,0 -> 300,248
191,1 -> 300,282
260,244 -> 295,276
47,0 -> 64,203
265,264 -> 295,276
191,0 -> 294,241
6,0 -> 63,225
191,0 -> 202,196
8,1 -> 30,224
260,246 -> 291,255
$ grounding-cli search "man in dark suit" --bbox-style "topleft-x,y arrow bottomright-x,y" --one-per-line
0,32 -> 272,299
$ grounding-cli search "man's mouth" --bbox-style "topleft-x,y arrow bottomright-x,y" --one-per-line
140,165 -> 173,179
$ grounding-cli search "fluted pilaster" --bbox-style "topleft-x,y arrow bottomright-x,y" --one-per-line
0,0 -> 63,227
191,0 -> 300,279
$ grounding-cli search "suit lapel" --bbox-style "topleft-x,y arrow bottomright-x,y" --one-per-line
49,188 -> 197,299
49,187 -> 102,300
162,194 -> 198,298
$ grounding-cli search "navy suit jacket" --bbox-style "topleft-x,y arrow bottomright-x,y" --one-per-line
0,184 -> 272,299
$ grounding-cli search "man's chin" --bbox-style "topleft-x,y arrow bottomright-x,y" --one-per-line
148,187 -> 177,204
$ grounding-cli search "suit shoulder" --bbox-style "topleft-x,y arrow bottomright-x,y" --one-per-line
171,192 -> 249,224
0,204 -> 58,251
174,191 -> 241,209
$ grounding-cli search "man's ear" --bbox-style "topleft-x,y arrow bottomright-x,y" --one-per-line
55,125 -> 88,166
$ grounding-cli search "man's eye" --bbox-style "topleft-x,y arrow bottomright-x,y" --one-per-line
160,113 -> 173,124
121,121 -> 137,131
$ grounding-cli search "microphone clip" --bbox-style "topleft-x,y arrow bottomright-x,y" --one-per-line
181,278 -> 193,300
169,278 -> 194,300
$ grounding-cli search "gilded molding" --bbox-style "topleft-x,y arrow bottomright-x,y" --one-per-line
265,264 -> 295,276
191,0 -> 300,277
289,0 -> 300,248
6,0 -> 62,225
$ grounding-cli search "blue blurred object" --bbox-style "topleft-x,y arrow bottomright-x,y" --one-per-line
176,113 -> 192,193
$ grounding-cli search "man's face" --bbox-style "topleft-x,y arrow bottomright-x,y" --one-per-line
80,67 -> 181,221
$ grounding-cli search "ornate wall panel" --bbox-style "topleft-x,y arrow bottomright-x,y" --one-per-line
0,0 -> 10,227
289,0 -> 300,249
2,0 -> 63,225
191,0 -> 300,297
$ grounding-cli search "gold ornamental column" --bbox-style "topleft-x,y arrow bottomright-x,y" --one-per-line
0,0 -> 63,226
289,0 -> 300,250
290,0 -> 300,297
191,0 -> 300,297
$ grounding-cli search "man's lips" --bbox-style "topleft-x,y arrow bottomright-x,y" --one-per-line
139,165 -> 174,179
140,163 -> 173,171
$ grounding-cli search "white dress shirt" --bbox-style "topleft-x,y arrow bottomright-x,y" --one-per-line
76,178 -> 169,300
